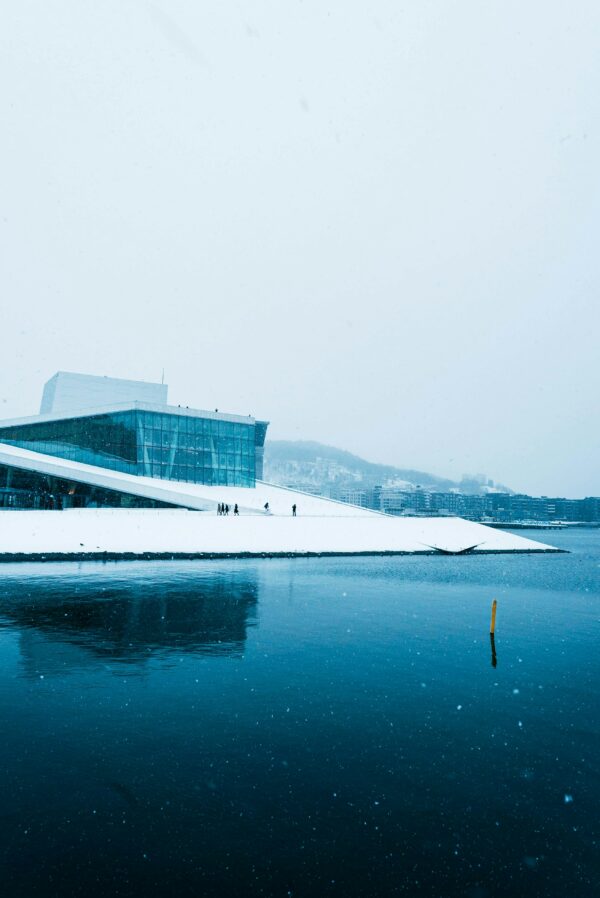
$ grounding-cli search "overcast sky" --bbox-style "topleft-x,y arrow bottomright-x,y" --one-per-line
1,1 -> 599,497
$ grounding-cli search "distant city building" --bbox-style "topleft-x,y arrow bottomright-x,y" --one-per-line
329,488 -> 369,507
332,486 -> 600,523
293,485 -> 326,497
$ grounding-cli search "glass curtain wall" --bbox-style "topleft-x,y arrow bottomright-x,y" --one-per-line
0,413 -> 138,473
253,421 -> 269,480
0,411 -> 256,487
135,411 -> 254,486
0,464 -> 179,510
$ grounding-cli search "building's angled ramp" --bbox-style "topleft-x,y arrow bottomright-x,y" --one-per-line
0,443 -> 560,557
0,443 -> 382,516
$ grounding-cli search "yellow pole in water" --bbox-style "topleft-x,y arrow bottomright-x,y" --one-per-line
490,599 -> 497,635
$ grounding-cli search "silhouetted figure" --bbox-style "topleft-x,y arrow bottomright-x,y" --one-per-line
217,503 -> 222,516
225,504 -> 230,516
292,504 -> 297,517
234,504 -> 239,516
264,502 -> 269,513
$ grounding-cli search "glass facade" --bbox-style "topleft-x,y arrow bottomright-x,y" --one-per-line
0,464 -> 179,511
254,421 -> 268,481
0,410 -> 262,487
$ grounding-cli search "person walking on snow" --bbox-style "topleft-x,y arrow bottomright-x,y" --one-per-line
234,504 -> 239,515
292,504 -> 297,517
264,502 -> 269,513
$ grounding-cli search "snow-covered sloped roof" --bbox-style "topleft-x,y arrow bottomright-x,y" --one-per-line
0,442 -> 559,557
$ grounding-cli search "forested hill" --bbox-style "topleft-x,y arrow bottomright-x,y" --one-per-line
263,440 -> 459,491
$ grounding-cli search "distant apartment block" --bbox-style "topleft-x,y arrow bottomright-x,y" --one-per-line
333,485 -> 600,523
329,488 -> 369,508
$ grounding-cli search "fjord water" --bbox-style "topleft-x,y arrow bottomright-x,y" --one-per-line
0,530 -> 597,897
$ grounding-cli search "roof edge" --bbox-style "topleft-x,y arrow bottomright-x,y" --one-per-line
0,401 -> 265,429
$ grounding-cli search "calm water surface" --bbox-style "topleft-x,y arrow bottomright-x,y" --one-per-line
0,529 -> 598,897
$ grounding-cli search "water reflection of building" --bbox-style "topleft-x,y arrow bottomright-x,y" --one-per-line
0,570 -> 259,675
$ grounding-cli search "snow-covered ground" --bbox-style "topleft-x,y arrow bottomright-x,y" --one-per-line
0,508 -> 558,558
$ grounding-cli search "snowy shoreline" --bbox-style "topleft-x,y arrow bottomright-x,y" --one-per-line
0,508 -> 560,561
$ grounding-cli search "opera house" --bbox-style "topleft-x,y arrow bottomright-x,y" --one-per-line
0,373 -> 556,559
